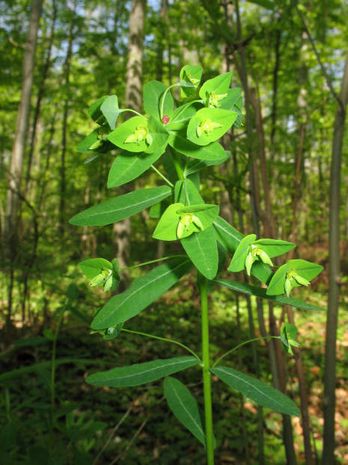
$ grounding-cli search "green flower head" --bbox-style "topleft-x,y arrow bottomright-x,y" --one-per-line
125,125 -> 152,146
177,213 -> 204,239
196,119 -> 222,137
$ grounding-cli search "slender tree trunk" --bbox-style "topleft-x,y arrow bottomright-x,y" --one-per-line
113,0 -> 146,269
4,0 -> 43,329
59,4 -> 76,235
322,55 -> 348,465
25,0 -> 57,194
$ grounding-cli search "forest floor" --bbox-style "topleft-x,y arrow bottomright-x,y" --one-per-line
0,276 -> 347,465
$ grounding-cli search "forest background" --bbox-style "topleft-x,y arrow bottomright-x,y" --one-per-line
0,0 -> 348,464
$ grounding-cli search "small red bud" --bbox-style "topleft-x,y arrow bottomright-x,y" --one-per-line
162,115 -> 170,124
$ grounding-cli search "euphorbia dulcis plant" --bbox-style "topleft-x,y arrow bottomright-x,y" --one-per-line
70,65 -> 323,465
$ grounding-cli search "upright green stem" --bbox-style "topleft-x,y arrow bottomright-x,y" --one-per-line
199,275 -> 215,465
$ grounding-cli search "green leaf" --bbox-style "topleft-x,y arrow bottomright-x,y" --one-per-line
199,72 -> 233,104
181,227 -> 219,280
215,279 -> 323,311
253,239 -> 295,258
280,323 -> 300,355
91,257 -> 192,329
213,217 -> 273,284
228,234 -> 257,272
77,130 -> 100,153
169,132 -> 227,161
146,115 -> 169,153
219,88 -> 243,111
100,95 -> 120,129
187,108 -> 237,146
143,81 -> 174,120
80,258 -> 119,292
174,179 -> 203,204
107,149 -> 164,188
267,259 -> 323,296
185,152 -> 230,175
87,356 -> 198,388
69,186 -> 172,227
164,377 -> 205,446
88,96 -> 108,122
153,203 -> 183,241
79,258 -> 112,279
211,366 -> 300,416
108,116 -> 149,153
167,102 -> 201,131
180,65 -> 203,98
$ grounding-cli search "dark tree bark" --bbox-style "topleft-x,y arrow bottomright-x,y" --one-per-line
322,55 -> 348,465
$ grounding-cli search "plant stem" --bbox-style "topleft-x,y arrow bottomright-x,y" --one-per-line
129,254 -> 187,269
199,275 -> 215,465
150,164 -> 174,187
212,335 -> 281,368
160,83 -> 181,119
121,328 -> 200,361
121,108 -> 143,117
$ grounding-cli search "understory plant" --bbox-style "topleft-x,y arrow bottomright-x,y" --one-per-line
70,65 -> 323,464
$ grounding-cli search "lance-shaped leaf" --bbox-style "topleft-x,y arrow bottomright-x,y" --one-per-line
164,377 -> 205,446
107,149 -> 164,188
267,259 -> 323,296
100,95 -> 120,129
215,279 -> 323,311
181,227 -> 219,280
87,356 -> 198,388
69,186 -> 171,227
187,108 -> 237,146
169,132 -> 227,161
143,80 -> 174,120
91,257 -> 192,329
211,366 -> 300,416
213,217 -> 273,284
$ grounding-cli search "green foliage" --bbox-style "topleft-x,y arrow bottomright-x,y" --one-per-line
70,64 -> 323,463
79,258 -> 120,292
69,186 -> 172,226
211,366 -> 300,416
87,356 -> 199,387
91,257 -> 191,330
164,376 -> 206,446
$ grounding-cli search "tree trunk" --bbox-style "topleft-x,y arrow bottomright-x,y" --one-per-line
4,0 -> 43,329
113,0 -> 146,269
59,4 -> 76,236
5,0 -> 43,237
322,54 -> 348,465
25,0 -> 57,194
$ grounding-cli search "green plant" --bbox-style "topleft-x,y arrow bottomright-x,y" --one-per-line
70,65 -> 323,465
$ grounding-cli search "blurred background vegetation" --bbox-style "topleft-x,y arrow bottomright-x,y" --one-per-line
0,0 -> 347,464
